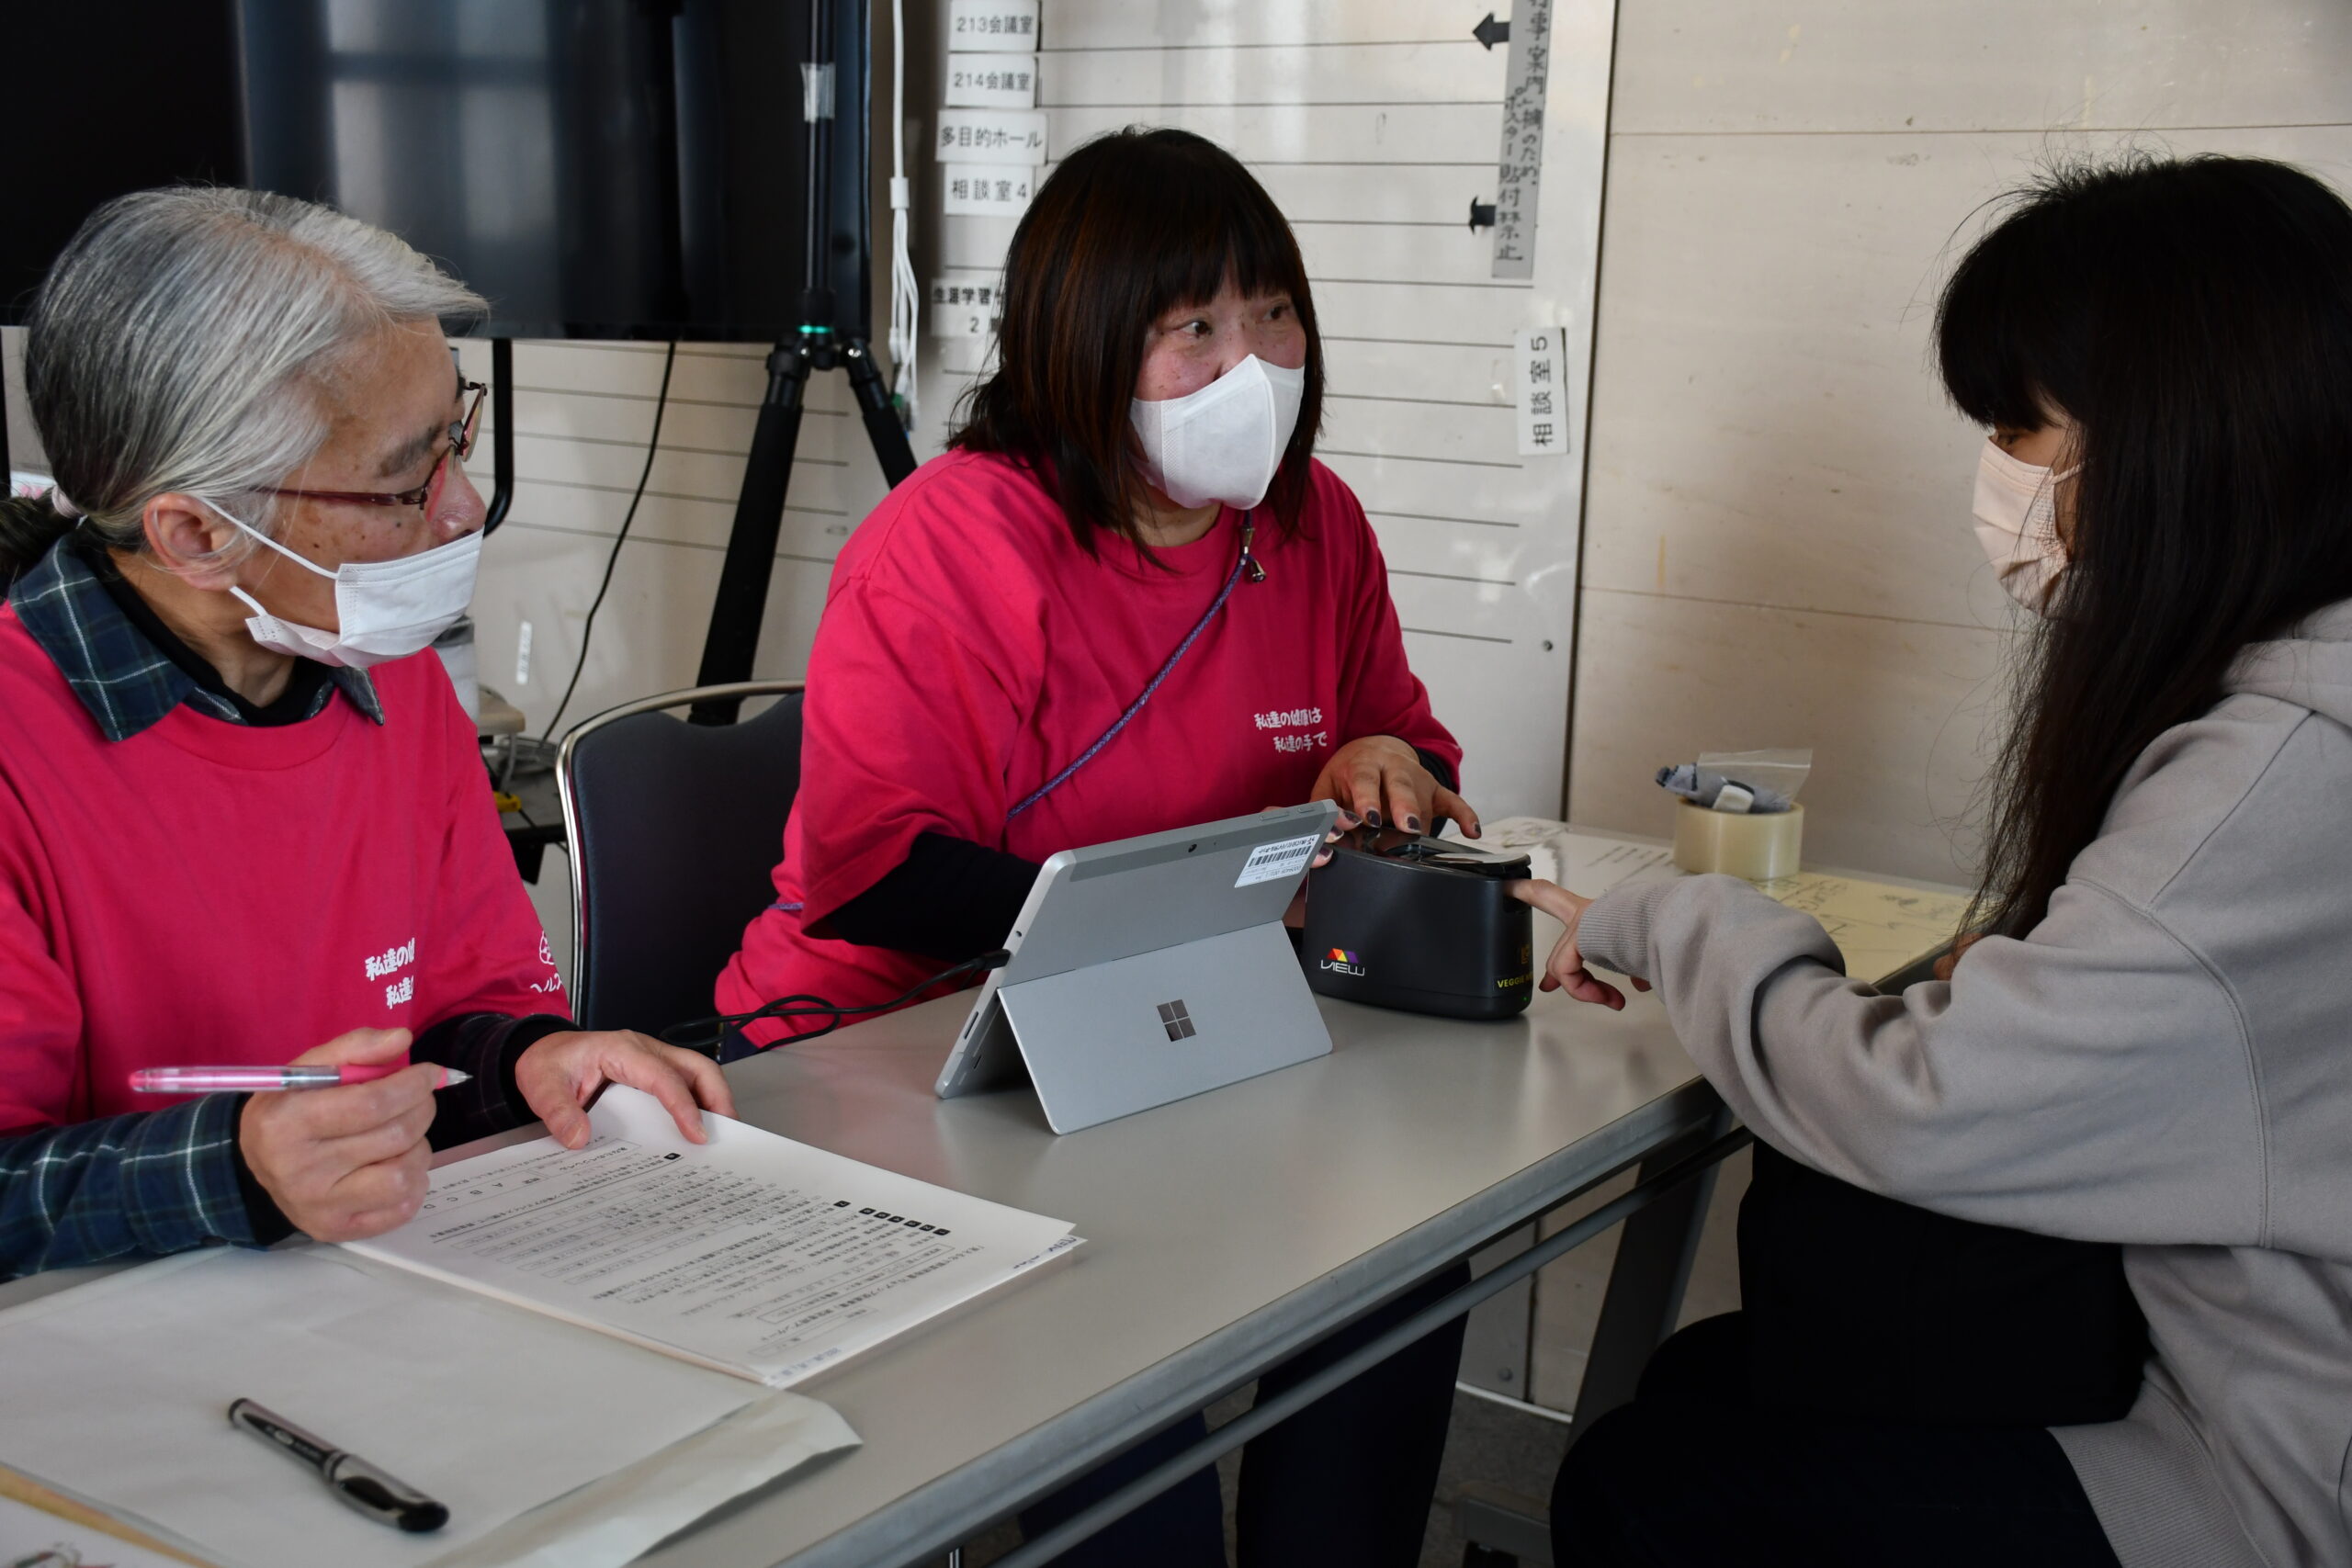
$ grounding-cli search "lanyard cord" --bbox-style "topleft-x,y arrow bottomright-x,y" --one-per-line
1006,513 -> 1261,820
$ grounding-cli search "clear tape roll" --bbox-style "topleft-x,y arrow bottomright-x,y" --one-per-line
1671,800 -> 1804,881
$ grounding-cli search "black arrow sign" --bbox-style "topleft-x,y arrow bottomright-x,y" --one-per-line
1473,12 -> 1510,50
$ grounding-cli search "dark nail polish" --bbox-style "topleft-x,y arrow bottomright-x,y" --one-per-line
1365,810 -> 1384,829
1404,816 -> 1422,834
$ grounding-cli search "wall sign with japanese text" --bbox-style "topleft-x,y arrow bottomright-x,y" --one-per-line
1515,325 -> 1568,457
943,165 -> 1035,217
1491,0 -> 1555,280
929,273 -> 1004,339
935,108 -> 1049,165
949,0 -> 1038,52
945,53 -> 1038,108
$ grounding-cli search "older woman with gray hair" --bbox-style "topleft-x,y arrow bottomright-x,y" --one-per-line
0,187 -> 729,1280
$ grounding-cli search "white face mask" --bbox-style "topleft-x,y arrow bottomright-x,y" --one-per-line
1130,354 -> 1306,512
1972,438 -> 2079,613
211,505 -> 482,669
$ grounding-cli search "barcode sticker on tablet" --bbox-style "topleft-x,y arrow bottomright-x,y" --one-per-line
1235,833 -> 1324,887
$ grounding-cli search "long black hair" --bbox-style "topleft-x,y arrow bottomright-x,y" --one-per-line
1939,153 -> 2352,936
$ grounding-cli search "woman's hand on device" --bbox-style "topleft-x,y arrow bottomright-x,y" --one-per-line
514,1031 -> 738,1150
239,1027 -> 439,1242
1312,735 -> 1481,840
1508,880 -> 1652,1010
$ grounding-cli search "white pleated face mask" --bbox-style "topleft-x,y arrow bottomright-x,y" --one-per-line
1972,438 -> 2079,614
211,504 -> 483,669
1130,354 -> 1306,512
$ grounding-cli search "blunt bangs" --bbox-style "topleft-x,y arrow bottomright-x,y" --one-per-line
1136,146 -> 1316,324
1936,195 -> 2091,434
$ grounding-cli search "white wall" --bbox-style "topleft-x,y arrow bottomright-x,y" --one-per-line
1567,0 -> 2352,885
458,341 -> 887,738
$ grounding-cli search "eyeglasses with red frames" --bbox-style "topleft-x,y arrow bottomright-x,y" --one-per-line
260,379 -> 487,520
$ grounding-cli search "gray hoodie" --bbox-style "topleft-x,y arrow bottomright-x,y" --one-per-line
1577,603 -> 2352,1568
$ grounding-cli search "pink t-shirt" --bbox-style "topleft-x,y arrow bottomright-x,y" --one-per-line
717,449 -> 1460,1043
0,626 -> 569,1129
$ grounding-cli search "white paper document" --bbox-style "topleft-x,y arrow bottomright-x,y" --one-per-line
1480,817 -> 1965,984
0,1247 -> 855,1568
1484,817 -> 1679,896
348,1087 -> 1081,1387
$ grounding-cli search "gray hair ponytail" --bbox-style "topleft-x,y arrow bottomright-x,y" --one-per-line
0,186 -> 484,581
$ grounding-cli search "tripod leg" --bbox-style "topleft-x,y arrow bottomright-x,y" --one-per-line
692,343 -> 812,725
482,336 -> 516,535
842,340 -> 918,486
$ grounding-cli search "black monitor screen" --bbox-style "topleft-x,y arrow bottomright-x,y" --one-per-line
5,0 -> 869,342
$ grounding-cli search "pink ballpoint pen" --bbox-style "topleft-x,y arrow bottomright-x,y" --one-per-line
129,1065 -> 472,1094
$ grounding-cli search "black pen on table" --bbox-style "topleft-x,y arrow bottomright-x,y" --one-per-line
227,1398 -> 450,1533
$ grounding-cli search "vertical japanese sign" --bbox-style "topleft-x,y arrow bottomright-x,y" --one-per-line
1491,0 -> 1555,280
1515,326 -> 1566,457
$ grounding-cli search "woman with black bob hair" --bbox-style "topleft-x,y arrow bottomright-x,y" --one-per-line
718,128 -> 1476,1564
1512,153 -> 2352,1567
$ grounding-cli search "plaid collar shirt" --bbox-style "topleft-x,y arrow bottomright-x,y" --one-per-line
0,538 -> 564,1280
7,536 -> 383,740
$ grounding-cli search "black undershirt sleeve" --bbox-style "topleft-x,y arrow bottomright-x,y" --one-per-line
823,738 -> 1448,964
821,832 -> 1043,964
825,749 -> 1449,966
1415,749 -> 1458,794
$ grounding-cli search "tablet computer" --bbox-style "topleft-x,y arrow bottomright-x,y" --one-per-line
934,801 -> 1340,1134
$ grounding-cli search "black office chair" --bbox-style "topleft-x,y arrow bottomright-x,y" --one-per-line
556,680 -> 805,1037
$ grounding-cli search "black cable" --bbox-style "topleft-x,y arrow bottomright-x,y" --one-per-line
540,340 -> 680,741
662,949 -> 1014,1055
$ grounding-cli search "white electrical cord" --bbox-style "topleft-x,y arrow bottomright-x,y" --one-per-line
887,0 -> 919,431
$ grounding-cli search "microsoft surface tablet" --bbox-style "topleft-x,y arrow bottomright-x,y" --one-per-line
935,802 -> 1340,1133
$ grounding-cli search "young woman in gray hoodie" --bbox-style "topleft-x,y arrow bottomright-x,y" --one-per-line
1523,153 -> 2352,1568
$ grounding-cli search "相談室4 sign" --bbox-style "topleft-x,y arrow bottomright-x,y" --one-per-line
944,167 -> 1036,217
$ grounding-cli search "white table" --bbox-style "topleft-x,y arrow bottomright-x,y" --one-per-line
639,819 -> 1970,1567
637,974 -> 1724,1568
